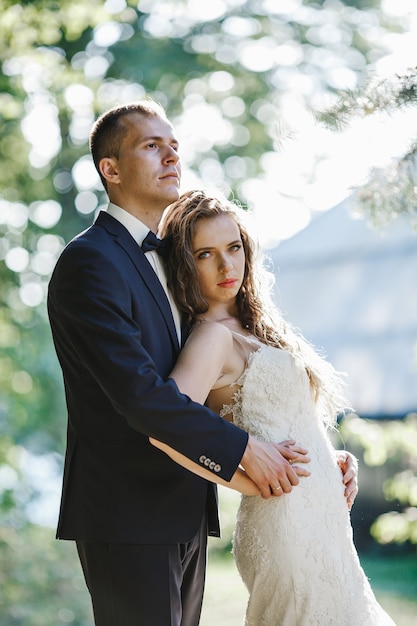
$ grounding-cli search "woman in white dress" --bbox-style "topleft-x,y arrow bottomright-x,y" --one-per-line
151,190 -> 396,625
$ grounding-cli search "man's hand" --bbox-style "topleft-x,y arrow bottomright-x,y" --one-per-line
336,450 -> 358,510
240,437 -> 310,499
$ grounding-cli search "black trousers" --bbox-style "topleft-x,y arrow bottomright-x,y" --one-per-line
76,517 -> 208,626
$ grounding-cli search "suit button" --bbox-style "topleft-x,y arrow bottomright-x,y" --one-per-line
204,457 -> 211,467
214,464 -> 221,473
199,455 -> 206,464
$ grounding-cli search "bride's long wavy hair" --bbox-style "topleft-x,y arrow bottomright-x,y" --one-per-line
160,190 -> 348,425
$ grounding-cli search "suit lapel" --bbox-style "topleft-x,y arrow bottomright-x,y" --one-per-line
96,211 -> 180,351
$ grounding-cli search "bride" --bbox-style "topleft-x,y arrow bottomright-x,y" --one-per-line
150,190 -> 395,625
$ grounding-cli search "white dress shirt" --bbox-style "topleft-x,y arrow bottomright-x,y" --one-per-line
106,202 -> 182,343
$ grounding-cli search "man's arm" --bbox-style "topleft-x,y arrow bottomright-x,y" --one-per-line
150,437 -> 260,495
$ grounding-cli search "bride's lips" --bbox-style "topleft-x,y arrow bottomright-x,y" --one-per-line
217,278 -> 238,288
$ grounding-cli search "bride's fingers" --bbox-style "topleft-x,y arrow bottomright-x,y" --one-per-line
290,445 -> 309,455
288,452 -> 310,464
278,446 -> 310,466
278,442 -> 309,457
279,440 -> 308,454
293,465 -> 311,477
278,439 -> 296,447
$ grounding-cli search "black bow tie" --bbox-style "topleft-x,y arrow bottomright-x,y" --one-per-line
142,231 -> 164,253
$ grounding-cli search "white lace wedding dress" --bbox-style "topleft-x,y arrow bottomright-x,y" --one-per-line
221,341 -> 396,626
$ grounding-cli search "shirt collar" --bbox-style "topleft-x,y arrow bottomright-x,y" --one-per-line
106,202 -> 150,247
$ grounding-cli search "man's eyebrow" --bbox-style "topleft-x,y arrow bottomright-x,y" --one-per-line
141,135 -> 179,144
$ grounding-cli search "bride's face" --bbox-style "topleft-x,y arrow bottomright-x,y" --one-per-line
191,213 -> 245,309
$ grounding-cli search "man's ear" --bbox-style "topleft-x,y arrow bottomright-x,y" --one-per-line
99,157 -> 120,185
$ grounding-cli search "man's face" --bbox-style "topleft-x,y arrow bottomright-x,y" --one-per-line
103,112 -> 181,217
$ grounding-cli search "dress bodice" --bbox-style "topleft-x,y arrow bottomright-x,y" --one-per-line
222,343 -> 317,441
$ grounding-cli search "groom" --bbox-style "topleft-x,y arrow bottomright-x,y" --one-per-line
48,100 -> 357,626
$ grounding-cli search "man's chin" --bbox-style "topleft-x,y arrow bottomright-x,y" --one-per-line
166,187 -> 181,204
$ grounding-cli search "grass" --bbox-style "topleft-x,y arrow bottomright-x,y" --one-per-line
200,555 -> 246,626
200,551 -> 417,626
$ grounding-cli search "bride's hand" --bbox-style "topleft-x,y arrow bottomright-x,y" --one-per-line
277,439 -> 311,477
336,450 -> 358,511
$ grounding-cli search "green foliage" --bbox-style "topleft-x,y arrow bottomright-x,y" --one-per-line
317,67 -> 417,226
360,553 -> 417,602
0,524 -> 93,625
340,414 -> 417,549
355,144 -> 417,228
317,68 -> 417,130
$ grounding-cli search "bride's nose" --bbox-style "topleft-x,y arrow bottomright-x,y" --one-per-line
219,253 -> 233,273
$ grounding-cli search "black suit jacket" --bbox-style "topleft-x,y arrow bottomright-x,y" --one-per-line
47,211 -> 248,544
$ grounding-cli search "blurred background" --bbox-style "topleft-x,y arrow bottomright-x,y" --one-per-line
0,0 -> 416,624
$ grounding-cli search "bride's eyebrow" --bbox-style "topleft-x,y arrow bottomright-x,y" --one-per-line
193,239 -> 242,253
193,245 -> 214,253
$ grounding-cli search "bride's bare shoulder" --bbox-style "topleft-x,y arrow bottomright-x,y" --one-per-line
190,319 -> 234,342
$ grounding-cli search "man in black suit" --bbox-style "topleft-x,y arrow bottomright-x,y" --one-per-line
48,101 -> 356,625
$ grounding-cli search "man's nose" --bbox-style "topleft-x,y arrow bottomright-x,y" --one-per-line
163,145 -> 179,163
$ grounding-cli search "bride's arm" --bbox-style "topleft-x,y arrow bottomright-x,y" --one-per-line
149,322 -> 261,496
168,322 -> 231,404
